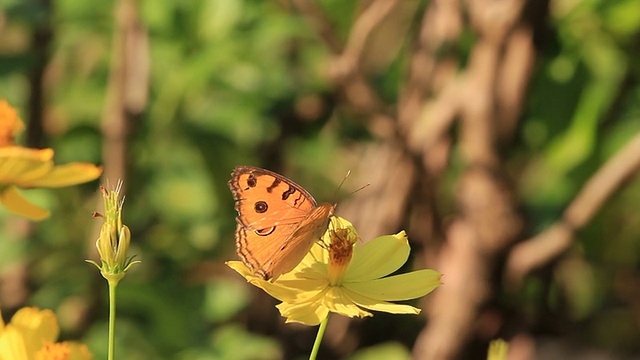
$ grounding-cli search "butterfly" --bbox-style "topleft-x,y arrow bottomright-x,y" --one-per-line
228,166 -> 335,281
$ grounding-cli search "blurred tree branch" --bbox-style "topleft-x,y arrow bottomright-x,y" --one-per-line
26,0 -> 53,148
414,1 -> 530,358
91,0 -> 148,284
4,0 -> 639,357
506,132 -> 640,285
291,0 -> 415,247
293,0 -> 398,140
290,3 -> 533,357
274,0 -> 636,358
101,0 -> 148,184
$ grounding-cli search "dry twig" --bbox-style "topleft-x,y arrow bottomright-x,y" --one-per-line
506,132 -> 640,284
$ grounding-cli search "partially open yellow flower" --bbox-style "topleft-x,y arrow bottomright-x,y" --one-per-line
0,100 -> 102,220
227,217 -> 442,325
487,339 -> 509,360
0,307 -> 92,360
87,181 -> 139,286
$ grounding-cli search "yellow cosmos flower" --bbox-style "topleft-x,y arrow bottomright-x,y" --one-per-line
487,339 -> 509,360
0,100 -> 24,146
227,217 -> 442,326
0,307 -> 92,360
0,100 -> 102,220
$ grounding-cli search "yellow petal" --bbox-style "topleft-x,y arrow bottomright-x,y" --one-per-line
67,342 -> 93,360
226,261 -> 326,302
33,341 -> 92,360
225,261 -> 254,278
344,269 -> 442,301
344,232 -> 410,282
277,296 -> 330,326
296,243 -> 329,274
3,308 -> 59,359
324,287 -> 372,319
35,342 -> 69,360
487,339 -> 509,360
0,146 -> 52,161
22,163 -> 102,188
0,307 -> 4,330
0,148 -> 54,185
0,325 -> 29,360
0,100 -> 25,147
326,216 -> 356,239
252,277 -> 326,303
341,288 -> 422,315
278,279 -> 328,301
11,308 -> 59,344
0,186 -> 50,220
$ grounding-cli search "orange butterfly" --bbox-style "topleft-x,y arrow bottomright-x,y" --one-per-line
228,166 -> 335,281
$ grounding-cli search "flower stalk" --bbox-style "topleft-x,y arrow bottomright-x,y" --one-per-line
309,315 -> 329,360
87,181 -> 139,360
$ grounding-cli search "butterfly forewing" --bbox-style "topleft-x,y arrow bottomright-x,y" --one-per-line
230,166 -> 317,230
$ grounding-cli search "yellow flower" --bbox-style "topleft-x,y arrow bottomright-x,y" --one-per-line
487,339 -> 509,360
0,100 -> 24,147
227,217 -> 442,325
87,181 -> 138,285
0,307 -> 92,360
0,100 -> 102,220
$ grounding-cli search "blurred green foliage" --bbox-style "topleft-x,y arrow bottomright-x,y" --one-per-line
0,0 -> 640,359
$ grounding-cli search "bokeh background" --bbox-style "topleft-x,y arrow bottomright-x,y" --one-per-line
1,0 -> 640,359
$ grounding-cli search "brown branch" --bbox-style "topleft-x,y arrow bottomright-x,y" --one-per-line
101,0 -> 148,184
399,0 -> 462,131
292,1 -> 438,249
405,77 -> 462,161
291,0 -> 398,141
290,0 -> 342,54
414,1 -> 528,358
394,2 -> 465,266
26,0 -> 53,149
399,0 -> 462,176
330,0 -> 401,81
334,142 -> 416,241
495,26 -> 535,144
506,131 -> 640,284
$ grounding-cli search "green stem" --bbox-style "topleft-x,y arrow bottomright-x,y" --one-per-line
108,280 -> 117,360
309,315 -> 329,360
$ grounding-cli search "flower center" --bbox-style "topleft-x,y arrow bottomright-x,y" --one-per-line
35,342 -> 71,360
327,228 -> 356,286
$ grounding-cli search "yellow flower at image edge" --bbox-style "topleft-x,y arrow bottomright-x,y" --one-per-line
487,339 -> 509,360
0,147 -> 102,220
0,100 -> 102,221
227,217 -> 442,326
0,307 -> 92,360
0,100 -> 24,146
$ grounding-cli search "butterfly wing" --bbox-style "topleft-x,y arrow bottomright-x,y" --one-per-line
229,166 -> 333,280
257,202 -> 334,280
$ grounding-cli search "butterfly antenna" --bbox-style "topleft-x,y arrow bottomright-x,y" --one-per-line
350,183 -> 370,196
332,170 -> 351,202
331,170 -> 371,203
